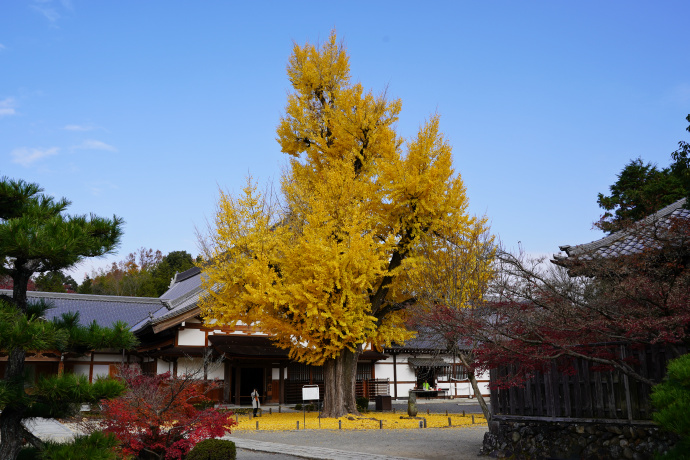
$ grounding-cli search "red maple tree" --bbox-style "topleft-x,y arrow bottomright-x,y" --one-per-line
441,214 -> 690,389
100,366 -> 234,460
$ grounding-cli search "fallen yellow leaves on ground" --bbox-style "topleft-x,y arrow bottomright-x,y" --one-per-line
228,411 -> 486,431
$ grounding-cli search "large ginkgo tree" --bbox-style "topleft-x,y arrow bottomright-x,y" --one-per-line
200,32 -> 491,417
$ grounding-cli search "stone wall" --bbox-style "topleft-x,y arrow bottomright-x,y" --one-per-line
482,420 -> 678,459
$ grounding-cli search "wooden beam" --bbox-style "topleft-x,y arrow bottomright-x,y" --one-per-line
491,414 -> 657,426
152,308 -> 202,333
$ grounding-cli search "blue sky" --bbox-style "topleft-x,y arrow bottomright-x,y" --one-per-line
2,1 -> 689,282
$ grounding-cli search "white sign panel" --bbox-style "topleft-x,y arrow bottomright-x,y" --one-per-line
302,385 -> 319,401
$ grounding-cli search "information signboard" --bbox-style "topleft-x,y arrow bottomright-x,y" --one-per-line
302,385 -> 319,401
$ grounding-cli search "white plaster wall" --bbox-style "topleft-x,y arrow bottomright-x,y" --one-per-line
373,363 -> 395,380
93,354 -> 122,362
157,359 -> 172,375
396,363 -> 417,382
397,383 -> 417,398
73,364 -> 90,377
206,361 -> 224,380
92,365 -> 110,379
177,357 -> 204,377
177,328 -> 206,345
176,357 -> 223,380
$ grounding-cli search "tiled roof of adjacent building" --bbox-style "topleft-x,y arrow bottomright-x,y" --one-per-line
159,267 -> 202,300
0,290 -> 165,329
132,267 -> 208,333
554,198 -> 689,261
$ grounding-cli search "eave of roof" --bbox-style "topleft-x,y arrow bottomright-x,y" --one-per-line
554,198 -> 688,262
0,289 -> 163,305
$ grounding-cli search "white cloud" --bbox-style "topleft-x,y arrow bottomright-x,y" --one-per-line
31,0 -> 73,23
86,180 -> 118,197
11,146 -> 60,166
64,124 -> 95,131
74,140 -> 118,152
0,98 -> 16,117
31,4 -> 60,22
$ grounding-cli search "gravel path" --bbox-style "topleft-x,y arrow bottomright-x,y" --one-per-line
233,399 -> 489,459
232,427 -> 488,460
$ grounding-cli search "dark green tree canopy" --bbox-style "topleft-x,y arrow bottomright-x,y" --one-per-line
0,177 -> 131,460
34,270 -> 78,293
0,177 -> 123,306
596,115 -> 690,234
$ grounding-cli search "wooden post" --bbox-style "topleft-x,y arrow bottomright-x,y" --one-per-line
89,352 -> 95,383
279,364 -> 285,404
393,353 -> 398,399
223,361 -> 231,403
235,366 -> 242,406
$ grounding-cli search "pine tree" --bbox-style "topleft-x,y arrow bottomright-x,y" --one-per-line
0,177 -> 136,460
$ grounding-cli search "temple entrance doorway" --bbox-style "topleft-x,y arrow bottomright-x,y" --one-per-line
232,366 -> 264,405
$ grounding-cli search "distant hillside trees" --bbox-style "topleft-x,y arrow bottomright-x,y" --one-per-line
34,271 -> 78,293
79,249 -> 197,297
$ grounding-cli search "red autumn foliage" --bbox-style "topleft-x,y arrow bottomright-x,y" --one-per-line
434,215 -> 690,389
100,366 -> 235,460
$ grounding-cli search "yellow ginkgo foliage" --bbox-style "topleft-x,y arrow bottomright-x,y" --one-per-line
200,31 -> 492,418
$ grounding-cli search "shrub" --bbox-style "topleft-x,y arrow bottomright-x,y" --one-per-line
652,354 -> 690,459
356,397 -> 369,413
185,439 -> 236,460
294,403 -> 302,410
18,431 -> 120,460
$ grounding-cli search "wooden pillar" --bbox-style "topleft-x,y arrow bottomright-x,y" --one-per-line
223,361 -> 231,403
234,366 -> 242,405
393,353 -> 398,399
89,352 -> 95,383
58,353 -> 65,377
279,364 -> 285,404
203,347 -> 208,381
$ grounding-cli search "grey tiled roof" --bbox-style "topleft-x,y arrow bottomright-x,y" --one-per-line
555,198 -> 689,261
131,268 -> 210,333
1,290 -> 165,329
385,328 -> 463,352
160,267 -> 202,300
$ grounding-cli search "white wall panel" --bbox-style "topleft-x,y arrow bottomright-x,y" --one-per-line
178,328 -> 206,345
92,365 -> 110,379
73,364 -> 90,377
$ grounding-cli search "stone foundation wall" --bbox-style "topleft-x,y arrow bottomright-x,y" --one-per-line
482,420 -> 678,459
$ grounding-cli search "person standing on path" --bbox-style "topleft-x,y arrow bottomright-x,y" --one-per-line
251,388 -> 261,417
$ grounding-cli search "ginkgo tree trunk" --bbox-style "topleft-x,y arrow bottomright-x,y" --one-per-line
200,31 -> 490,418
